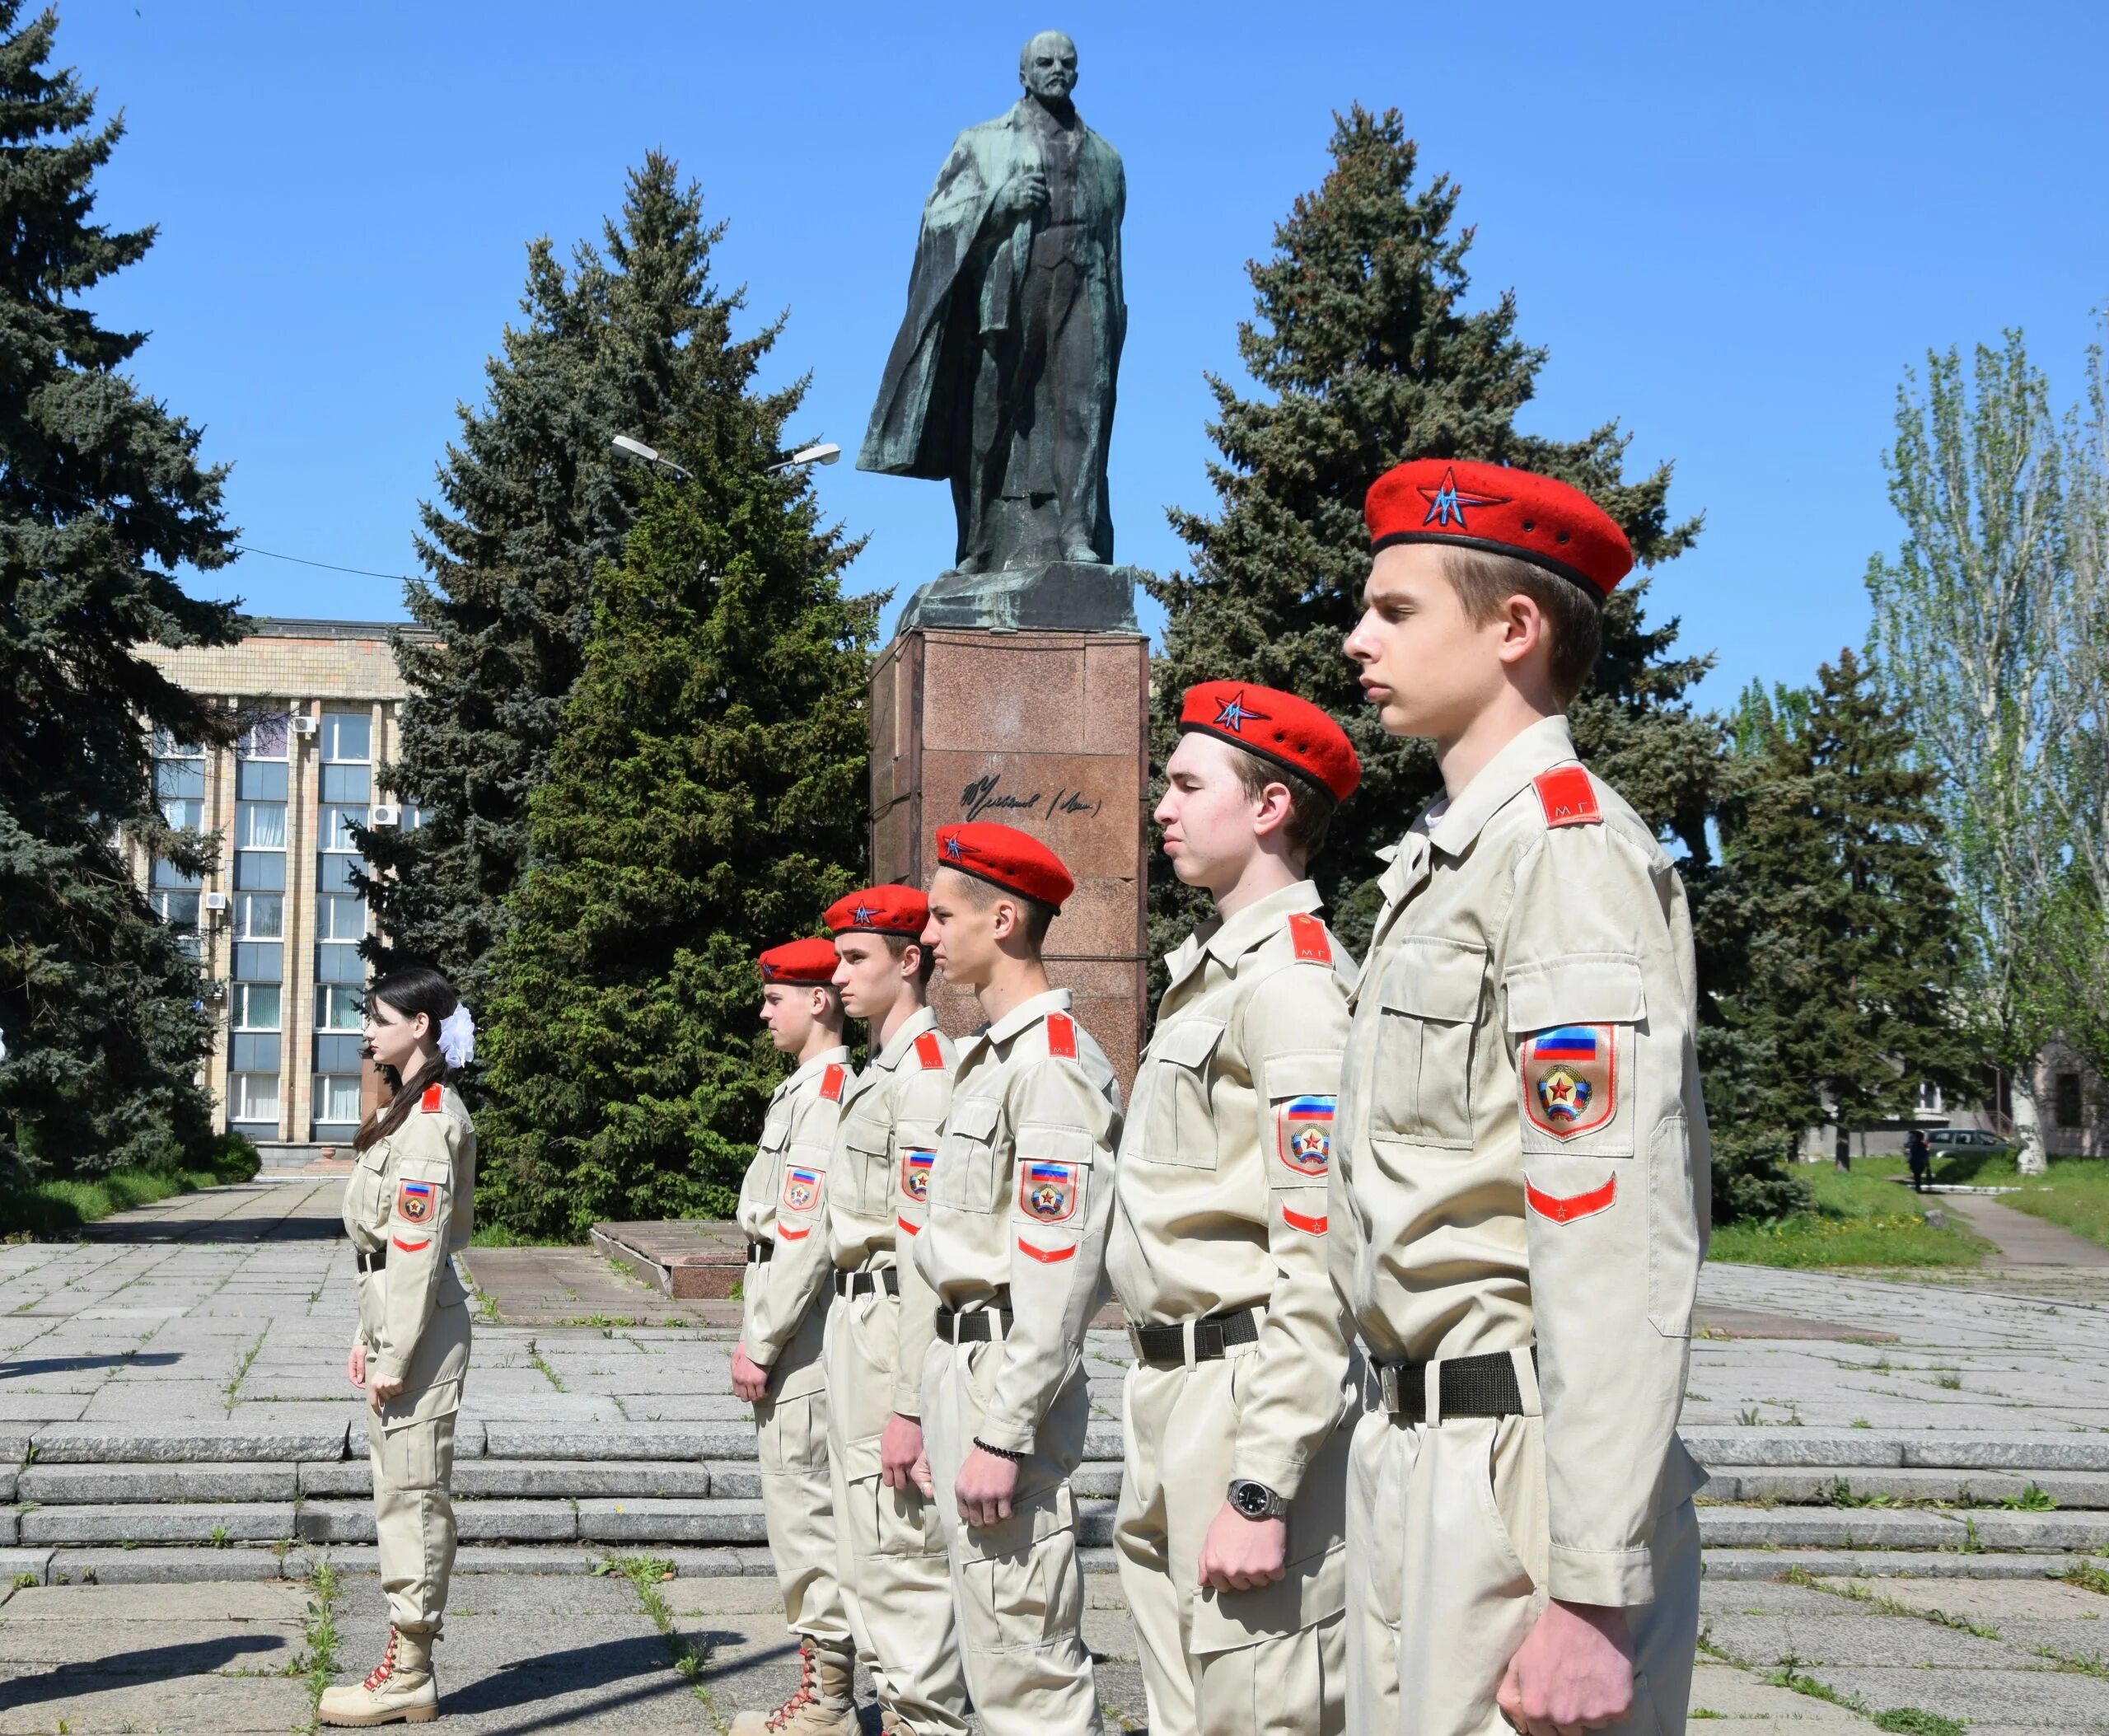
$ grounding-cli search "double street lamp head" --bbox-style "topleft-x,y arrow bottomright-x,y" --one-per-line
611,434 -> 842,481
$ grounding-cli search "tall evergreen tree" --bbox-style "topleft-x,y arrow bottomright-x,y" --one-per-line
359,153 -> 765,996
1710,649 -> 1973,1170
0,5 -> 241,1179
473,383 -> 872,1238
1148,107 -> 1719,958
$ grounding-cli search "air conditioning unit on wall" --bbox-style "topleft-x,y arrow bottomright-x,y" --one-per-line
203,891 -> 229,913
289,715 -> 318,737
370,804 -> 400,827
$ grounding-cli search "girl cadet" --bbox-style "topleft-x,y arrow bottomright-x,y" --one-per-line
322,966 -> 478,1728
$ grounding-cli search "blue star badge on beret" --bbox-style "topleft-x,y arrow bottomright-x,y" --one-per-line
1418,466 -> 1511,531
852,905 -> 878,927
1213,690 -> 1270,735
943,835 -> 966,861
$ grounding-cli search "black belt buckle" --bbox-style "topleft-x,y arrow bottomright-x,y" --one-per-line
748,1240 -> 773,1264
1377,1347 -> 1532,1420
835,1268 -> 900,1299
1131,1307 -> 1259,1367
356,1247 -> 386,1274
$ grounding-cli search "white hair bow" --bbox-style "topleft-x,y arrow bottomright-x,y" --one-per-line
438,1004 -> 476,1071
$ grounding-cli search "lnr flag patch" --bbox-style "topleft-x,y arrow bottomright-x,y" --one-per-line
901,1148 -> 935,1203
782,1167 -> 821,1212
395,1181 -> 433,1224
1276,1097 -> 1335,1177
1021,1162 -> 1079,1224
1522,1025 -> 1616,1139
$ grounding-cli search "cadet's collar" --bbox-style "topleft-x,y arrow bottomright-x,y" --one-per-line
984,985 -> 1073,1049
872,1004 -> 939,1073
1203,879 -> 1324,968
782,1045 -> 850,1095
1424,715 -> 1578,858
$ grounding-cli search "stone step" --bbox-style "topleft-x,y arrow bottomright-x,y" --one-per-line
1702,1465 -> 2109,1507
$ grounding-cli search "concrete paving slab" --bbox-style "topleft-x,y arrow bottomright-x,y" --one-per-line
1809,1663 -> 2109,1727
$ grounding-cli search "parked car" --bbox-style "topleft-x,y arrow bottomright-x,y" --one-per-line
1924,1129 -> 2011,1156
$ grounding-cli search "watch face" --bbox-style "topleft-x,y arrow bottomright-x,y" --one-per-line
1233,1482 -> 1268,1517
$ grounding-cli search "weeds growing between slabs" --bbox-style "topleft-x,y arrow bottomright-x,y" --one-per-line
1711,1160 -> 1991,1270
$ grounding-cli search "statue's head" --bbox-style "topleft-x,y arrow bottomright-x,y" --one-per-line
1018,31 -> 1078,104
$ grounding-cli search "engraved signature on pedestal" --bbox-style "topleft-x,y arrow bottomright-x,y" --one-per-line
961,774 -> 1102,823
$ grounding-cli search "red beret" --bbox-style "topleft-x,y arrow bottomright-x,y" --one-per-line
1178,681 -> 1361,805
824,885 -> 928,938
1363,459 -> 1633,600
932,822 -> 1075,911
758,938 -> 839,986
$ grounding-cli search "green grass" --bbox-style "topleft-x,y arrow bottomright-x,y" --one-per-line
467,1222 -> 571,1247
1712,1158 -> 1993,1270
294,1557 -> 342,1732
0,1137 -> 260,1238
1916,1149 -> 2109,1252
601,1555 -> 723,1726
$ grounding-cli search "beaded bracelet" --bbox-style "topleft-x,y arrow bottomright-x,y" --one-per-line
971,1436 -> 1028,1462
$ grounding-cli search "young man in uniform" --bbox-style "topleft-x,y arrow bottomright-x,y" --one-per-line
1108,683 -> 1362,1736
1330,460 -> 1710,1736
914,821 -> 1124,1736
730,938 -> 862,1736
821,886 -> 970,1736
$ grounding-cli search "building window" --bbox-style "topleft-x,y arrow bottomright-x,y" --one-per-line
238,713 -> 288,761
316,985 -> 364,1032
1914,1081 -> 1945,1116
314,1073 -> 363,1130
230,1070 -> 280,1130
236,892 -> 283,939
152,733 -> 205,833
232,983 -> 281,1030
148,859 -> 203,959
2055,1071 -> 2084,1130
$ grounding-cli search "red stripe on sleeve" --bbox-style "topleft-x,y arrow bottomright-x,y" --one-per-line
1524,1174 -> 1618,1223
1017,1238 -> 1076,1263
1280,1206 -> 1328,1235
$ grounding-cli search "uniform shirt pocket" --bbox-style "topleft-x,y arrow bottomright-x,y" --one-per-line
1141,1017 -> 1225,1169
936,1095 -> 1003,1214
1374,936 -> 1487,1149
1503,953 -> 1644,1160
838,1124 -> 892,1218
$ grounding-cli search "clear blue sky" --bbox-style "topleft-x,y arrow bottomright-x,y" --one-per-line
64,0 -> 2109,710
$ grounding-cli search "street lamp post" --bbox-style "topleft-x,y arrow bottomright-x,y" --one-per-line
610,434 -> 842,482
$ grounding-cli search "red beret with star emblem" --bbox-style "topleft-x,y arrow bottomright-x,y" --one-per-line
823,885 -> 928,938
932,822 -> 1075,912
1178,681 -> 1361,805
1363,458 -> 1633,600
757,938 -> 840,986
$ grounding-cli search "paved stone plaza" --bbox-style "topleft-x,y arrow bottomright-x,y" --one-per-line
1,1177 -> 2107,1729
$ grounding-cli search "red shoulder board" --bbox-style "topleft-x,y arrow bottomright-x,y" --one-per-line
420,1084 -> 444,1113
1288,912 -> 1331,965
914,1031 -> 945,1070
821,1063 -> 846,1102
1534,766 -> 1602,829
1045,1013 -> 1078,1060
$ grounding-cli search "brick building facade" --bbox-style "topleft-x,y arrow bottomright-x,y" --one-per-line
133,620 -> 426,1156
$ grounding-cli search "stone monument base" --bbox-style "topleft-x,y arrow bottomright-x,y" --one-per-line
896,561 -> 1142,635
870,624 -> 1148,1098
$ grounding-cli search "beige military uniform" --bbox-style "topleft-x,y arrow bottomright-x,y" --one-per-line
737,1045 -> 859,1659
914,987 -> 1122,1736
1329,716 -> 1710,1736
1106,882 -> 1356,1736
342,1080 -> 475,1637
821,1004 -> 970,1734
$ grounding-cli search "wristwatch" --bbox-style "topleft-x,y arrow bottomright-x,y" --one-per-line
1228,1478 -> 1288,1520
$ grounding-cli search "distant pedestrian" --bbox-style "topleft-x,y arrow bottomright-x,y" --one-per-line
324,966 -> 478,1726
1906,1128 -> 1931,1193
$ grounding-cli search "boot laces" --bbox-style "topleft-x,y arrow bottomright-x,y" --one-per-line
362,1630 -> 400,1693
764,1643 -> 821,1731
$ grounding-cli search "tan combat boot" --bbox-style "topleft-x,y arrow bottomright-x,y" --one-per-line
728,1638 -> 858,1734
317,1626 -> 439,1725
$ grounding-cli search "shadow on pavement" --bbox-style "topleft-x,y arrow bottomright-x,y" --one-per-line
0,1632 -> 288,1710
439,1630 -> 748,1729
0,1353 -> 183,1379
82,1214 -> 346,1244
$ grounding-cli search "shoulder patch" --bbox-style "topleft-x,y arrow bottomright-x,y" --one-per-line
914,1031 -> 945,1071
1287,911 -> 1331,965
1534,765 -> 1602,829
821,1063 -> 846,1102
420,1083 -> 444,1113
1045,1013 -> 1078,1060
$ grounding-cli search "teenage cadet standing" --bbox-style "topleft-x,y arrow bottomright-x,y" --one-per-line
822,886 -> 971,1736
730,939 -> 863,1736
1108,683 -> 1363,1736
1331,460 -> 1710,1736
325,966 -> 478,1728
915,822 -> 1123,1736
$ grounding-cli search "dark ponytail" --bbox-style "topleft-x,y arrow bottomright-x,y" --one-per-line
353,966 -> 460,1154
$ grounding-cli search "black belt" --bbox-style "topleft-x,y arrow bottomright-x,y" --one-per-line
934,1303 -> 1013,1342
1375,1348 -> 1534,1420
357,1247 -> 386,1273
834,1268 -> 900,1298
747,1240 -> 773,1264
1130,1307 -> 1260,1367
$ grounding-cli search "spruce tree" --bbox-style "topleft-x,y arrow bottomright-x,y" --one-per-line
1710,648 -> 1973,1172
473,388 -> 873,1238
1148,107 -> 1719,958
0,4 -> 241,1180
359,154 -> 765,997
